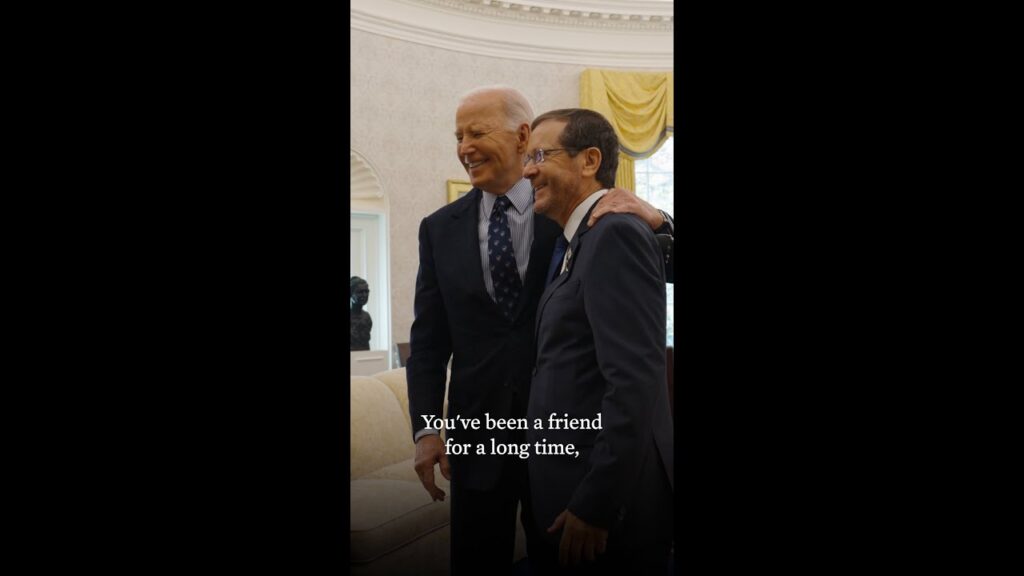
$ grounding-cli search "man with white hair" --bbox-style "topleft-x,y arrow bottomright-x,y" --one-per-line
406,86 -> 674,574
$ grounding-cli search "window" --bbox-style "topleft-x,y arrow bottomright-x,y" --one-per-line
633,137 -> 674,347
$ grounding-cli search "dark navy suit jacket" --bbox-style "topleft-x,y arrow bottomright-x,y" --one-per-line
406,187 -> 561,491
526,206 -> 674,551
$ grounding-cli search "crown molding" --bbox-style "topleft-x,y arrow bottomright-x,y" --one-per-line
351,0 -> 672,69
408,0 -> 673,30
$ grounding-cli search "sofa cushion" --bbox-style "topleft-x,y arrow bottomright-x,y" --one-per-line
350,375 -> 415,479
350,478 -> 450,564
372,368 -> 412,423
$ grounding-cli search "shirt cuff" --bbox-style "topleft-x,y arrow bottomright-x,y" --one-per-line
655,210 -> 674,235
414,428 -> 440,442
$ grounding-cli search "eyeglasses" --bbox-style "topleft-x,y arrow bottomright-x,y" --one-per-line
523,148 -> 575,167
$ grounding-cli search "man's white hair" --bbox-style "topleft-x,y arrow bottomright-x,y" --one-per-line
458,85 -> 535,130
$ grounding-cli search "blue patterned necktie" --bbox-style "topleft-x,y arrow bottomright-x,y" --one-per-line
488,195 -> 523,320
545,235 -> 569,289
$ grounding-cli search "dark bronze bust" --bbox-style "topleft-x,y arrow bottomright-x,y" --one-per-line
350,276 -> 372,351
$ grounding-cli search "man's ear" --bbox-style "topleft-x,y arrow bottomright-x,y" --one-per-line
516,123 -> 531,153
580,147 -> 602,179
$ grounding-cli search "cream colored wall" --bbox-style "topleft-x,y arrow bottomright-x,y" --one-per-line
351,29 -> 589,350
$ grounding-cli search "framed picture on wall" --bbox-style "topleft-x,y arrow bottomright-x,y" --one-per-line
447,179 -> 472,203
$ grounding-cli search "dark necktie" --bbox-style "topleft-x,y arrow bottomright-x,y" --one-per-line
488,195 -> 523,319
545,235 -> 569,289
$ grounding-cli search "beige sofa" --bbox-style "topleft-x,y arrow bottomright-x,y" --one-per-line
350,368 -> 450,576
350,367 -> 528,575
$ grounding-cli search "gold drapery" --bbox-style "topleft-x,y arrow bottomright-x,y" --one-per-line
579,69 -> 674,190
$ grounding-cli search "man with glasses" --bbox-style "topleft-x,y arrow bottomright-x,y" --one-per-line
406,86 -> 673,574
522,108 -> 673,573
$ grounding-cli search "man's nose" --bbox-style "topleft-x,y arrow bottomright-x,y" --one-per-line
523,162 -> 538,179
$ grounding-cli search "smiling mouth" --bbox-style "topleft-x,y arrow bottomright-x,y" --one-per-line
466,160 -> 485,169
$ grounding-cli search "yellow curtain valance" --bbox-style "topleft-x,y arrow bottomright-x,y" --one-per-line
580,69 -> 674,157
580,69 -> 673,191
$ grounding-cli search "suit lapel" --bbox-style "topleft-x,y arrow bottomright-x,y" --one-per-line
452,189 -> 498,313
513,213 -> 559,322
534,204 -> 597,340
